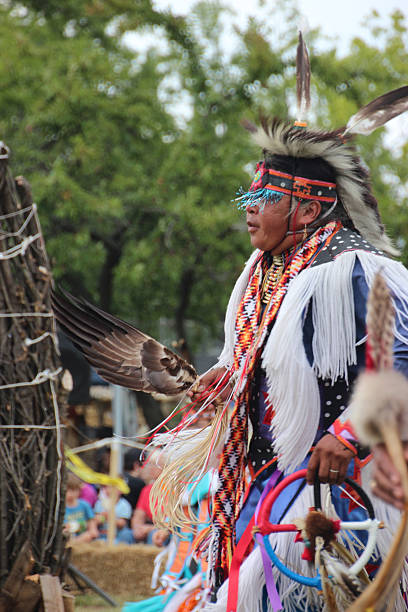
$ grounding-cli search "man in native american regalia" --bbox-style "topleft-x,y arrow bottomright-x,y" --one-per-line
161,45 -> 408,611
183,120 -> 408,610
53,35 -> 408,612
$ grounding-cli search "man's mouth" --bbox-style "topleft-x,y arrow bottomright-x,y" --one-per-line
247,222 -> 258,232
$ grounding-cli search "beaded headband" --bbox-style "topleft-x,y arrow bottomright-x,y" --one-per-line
235,161 -> 337,211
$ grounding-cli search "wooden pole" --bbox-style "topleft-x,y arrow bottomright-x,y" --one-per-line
107,440 -> 119,546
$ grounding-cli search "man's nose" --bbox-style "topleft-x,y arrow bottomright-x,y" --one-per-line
246,203 -> 259,214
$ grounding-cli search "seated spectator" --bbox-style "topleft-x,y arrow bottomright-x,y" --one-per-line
94,484 -> 134,544
131,451 -> 169,547
79,482 -> 98,508
95,446 -> 111,475
123,448 -> 145,511
64,473 -> 98,543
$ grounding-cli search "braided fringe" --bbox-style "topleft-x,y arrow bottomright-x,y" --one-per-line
208,390 -> 249,590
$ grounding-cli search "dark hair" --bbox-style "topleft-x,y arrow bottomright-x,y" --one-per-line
95,446 -> 111,474
265,154 -> 335,183
124,448 -> 143,471
266,154 -> 356,231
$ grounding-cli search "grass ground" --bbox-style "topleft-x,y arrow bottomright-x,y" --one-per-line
74,591 -> 134,610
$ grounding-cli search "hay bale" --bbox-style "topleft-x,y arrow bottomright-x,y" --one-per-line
67,542 -> 159,600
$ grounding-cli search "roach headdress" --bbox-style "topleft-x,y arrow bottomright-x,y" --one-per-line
239,32 -> 408,257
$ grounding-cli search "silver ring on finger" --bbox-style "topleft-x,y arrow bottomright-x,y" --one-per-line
329,469 -> 339,473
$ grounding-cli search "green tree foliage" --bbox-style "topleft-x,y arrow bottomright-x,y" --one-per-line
0,0 -> 407,364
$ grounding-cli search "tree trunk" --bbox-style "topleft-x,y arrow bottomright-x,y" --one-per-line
175,267 -> 195,365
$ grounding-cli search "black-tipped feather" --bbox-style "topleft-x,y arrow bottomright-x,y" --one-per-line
343,85 -> 408,136
296,31 -> 311,120
52,288 -> 197,395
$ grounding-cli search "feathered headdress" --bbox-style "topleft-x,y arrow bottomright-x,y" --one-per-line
240,32 -> 408,257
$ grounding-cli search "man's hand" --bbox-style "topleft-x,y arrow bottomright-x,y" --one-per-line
151,529 -> 170,547
371,442 -> 408,510
132,524 -> 154,542
306,434 -> 355,485
187,366 -> 231,409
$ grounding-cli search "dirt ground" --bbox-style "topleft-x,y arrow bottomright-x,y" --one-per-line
66,541 -> 160,610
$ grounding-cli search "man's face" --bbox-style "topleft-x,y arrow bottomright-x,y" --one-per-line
246,195 -> 291,252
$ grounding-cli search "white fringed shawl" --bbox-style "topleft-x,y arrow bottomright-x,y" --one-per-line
215,249 -> 408,472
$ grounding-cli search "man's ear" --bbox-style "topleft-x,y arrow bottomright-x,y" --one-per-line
300,200 -> 321,224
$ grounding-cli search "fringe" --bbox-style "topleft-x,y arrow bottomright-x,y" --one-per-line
163,573 -> 203,612
356,252 -> 408,348
261,251 -> 408,472
262,252 -> 357,471
151,536 -> 179,591
234,187 -> 285,211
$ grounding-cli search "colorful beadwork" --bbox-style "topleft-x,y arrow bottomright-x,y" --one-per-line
210,221 -> 342,588
234,161 -> 338,211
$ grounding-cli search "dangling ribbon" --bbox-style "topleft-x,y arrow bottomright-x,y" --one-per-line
226,470 -> 283,612
254,471 -> 284,612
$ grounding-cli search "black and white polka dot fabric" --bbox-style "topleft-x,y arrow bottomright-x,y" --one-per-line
310,227 -> 385,268
320,377 -> 349,429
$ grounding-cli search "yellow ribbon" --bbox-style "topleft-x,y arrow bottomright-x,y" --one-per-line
65,450 -> 130,494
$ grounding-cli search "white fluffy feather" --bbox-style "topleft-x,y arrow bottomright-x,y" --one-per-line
351,370 -> 408,446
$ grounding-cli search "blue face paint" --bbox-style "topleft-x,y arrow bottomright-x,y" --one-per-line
234,188 -> 285,212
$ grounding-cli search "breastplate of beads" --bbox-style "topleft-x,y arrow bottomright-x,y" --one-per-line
261,254 -> 285,304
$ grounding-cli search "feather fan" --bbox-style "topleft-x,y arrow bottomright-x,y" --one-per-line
296,31 -> 311,121
343,85 -> 408,137
52,288 -> 197,395
349,271 -> 408,611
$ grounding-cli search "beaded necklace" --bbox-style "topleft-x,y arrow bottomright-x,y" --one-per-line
261,254 -> 285,305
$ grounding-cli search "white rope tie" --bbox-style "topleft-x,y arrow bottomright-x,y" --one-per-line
0,233 -> 41,259
0,367 -> 62,390
0,312 -> 53,318
45,378 -> 63,549
24,331 -> 53,346
0,424 -> 66,430
69,436 -> 145,455
0,203 -> 34,221
0,205 -> 36,239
